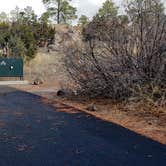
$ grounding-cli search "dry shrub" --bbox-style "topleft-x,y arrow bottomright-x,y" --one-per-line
64,0 -> 166,104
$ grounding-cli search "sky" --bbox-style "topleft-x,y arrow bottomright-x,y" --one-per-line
0,0 -> 165,19
0,0 -> 122,18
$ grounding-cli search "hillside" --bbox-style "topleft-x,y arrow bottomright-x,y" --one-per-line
25,24 -> 82,86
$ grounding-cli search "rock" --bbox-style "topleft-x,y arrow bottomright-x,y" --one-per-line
47,44 -> 56,50
57,89 -> 66,97
34,78 -> 44,85
148,122 -> 153,125
86,103 -> 98,112
68,29 -> 74,34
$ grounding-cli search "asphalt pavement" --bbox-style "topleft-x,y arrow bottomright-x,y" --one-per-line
0,86 -> 165,166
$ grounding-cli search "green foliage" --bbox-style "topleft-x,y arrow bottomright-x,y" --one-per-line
10,6 -> 22,22
0,12 -> 9,22
98,0 -> 118,17
40,12 -> 50,24
43,0 -> 77,24
21,6 -> 38,24
16,24 -> 37,59
78,15 -> 89,26
0,6 -> 55,61
0,22 -> 10,44
127,0 -> 165,23
9,35 -> 26,59
118,15 -> 129,24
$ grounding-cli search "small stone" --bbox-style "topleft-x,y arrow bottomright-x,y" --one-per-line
86,103 -> 98,112
57,89 -> 66,97
34,78 -> 44,85
68,29 -> 74,33
148,122 -> 153,125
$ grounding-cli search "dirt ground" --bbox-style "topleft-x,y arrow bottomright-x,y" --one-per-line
12,83 -> 166,145
11,49 -> 165,145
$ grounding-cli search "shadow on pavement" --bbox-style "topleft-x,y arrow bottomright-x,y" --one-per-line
0,85 -> 165,166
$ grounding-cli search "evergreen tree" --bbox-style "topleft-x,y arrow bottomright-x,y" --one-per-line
98,0 -> 118,17
78,15 -> 89,26
9,35 -> 26,59
0,6 -> 56,60
43,0 -> 77,24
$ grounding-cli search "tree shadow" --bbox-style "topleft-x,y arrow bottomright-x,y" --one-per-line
0,85 -> 165,166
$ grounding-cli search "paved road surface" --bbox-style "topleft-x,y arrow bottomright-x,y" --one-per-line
0,86 -> 165,166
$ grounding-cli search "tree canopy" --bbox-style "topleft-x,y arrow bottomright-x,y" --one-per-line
97,0 -> 118,17
43,0 -> 77,24
78,15 -> 89,26
0,6 -> 55,61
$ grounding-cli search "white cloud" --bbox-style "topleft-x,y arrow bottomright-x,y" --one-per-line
72,0 -> 126,19
0,0 -> 105,18
0,0 -> 165,19
0,0 -> 45,16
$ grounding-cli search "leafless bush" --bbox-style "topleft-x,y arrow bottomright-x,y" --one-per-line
64,0 -> 166,103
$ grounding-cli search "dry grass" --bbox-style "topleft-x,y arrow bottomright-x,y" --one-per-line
51,97 -> 166,145
24,49 -> 70,86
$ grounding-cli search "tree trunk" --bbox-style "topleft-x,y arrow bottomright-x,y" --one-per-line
57,1 -> 60,24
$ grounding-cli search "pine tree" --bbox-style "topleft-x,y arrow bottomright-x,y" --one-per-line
43,0 -> 77,24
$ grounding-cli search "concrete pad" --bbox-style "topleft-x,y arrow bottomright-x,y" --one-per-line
0,80 -> 29,85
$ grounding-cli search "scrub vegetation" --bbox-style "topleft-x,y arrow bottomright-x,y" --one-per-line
0,6 -> 55,61
64,0 -> 166,106
0,0 -> 165,143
